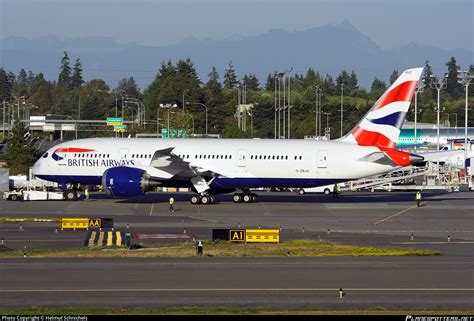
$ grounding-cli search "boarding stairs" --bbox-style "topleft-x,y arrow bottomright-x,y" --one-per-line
346,165 -> 432,191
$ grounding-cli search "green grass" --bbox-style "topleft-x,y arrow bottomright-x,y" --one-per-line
0,306 -> 472,315
0,239 -> 441,258
0,217 -> 61,223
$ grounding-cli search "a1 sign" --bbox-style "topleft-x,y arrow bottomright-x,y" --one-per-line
229,229 -> 246,242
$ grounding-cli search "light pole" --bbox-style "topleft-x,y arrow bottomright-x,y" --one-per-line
315,85 -> 320,137
188,102 -> 208,136
414,80 -> 424,150
457,68 -> 474,183
274,73 -> 277,139
182,89 -> 189,113
287,67 -> 293,139
159,103 -> 178,138
188,113 -> 195,135
340,83 -> 344,138
324,112 -> 331,139
447,113 -> 458,139
430,73 -> 448,180
277,73 -> 283,138
318,88 -> 323,137
430,73 -> 448,152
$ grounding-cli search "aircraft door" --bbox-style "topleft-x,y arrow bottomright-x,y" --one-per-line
236,149 -> 247,167
118,148 -> 129,160
317,150 -> 328,168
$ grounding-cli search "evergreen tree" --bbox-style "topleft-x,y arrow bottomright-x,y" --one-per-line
205,66 -> 226,133
265,72 -> 277,91
303,68 -> 319,88
348,71 -> 359,92
116,77 -> 141,98
445,56 -> 463,99
0,69 -> 10,100
4,120 -> 37,174
370,77 -> 387,99
13,69 -> 29,97
389,69 -> 399,84
6,72 -> 16,95
18,69 -> 28,84
71,58 -> 84,88
58,51 -> 72,88
207,66 -> 221,88
422,60 -> 436,99
223,62 -> 239,89
242,73 -> 259,90
335,70 -> 350,93
322,74 -> 335,96
27,71 -> 35,85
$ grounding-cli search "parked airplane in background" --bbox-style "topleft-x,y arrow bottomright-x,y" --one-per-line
33,68 -> 426,204
396,128 -> 474,149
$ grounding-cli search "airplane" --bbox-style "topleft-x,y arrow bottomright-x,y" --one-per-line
396,128 -> 474,149
32,67 -> 426,204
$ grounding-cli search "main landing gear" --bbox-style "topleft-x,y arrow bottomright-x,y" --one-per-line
232,192 -> 258,203
190,194 -> 216,205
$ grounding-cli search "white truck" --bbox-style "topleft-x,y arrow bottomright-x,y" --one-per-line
3,190 -> 79,201
295,184 -> 333,195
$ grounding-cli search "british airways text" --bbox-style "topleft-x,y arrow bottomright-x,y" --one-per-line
67,159 -> 135,167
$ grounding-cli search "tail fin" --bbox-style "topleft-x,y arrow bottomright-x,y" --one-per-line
342,67 -> 424,149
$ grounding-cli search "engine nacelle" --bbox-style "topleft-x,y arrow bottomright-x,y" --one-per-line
102,166 -> 157,197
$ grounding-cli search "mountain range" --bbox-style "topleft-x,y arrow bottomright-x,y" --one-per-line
1,20 -> 472,90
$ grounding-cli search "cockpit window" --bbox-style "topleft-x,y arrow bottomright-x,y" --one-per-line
42,152 -> 49,158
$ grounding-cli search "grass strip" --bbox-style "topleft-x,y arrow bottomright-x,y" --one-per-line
0,306 -> 472,315
0,239 -> 441,258
0,217 -> 61,223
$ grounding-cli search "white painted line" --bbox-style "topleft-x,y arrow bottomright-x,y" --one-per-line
1,288 -> 473,293
149,204 -> 154,216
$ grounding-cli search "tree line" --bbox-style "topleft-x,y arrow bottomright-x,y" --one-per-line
1,52 -> 473,142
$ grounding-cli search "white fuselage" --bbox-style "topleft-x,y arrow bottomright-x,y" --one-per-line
32,138 -> 397,190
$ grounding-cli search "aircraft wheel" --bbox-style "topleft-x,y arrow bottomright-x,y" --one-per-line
242,194 -> 252,203
209,195 -> 216,204
64,190 -> 77,201
201,195 -> 211,205
190,195 -> 201,205
298,189 -> 305,195
233,193 -> 242,203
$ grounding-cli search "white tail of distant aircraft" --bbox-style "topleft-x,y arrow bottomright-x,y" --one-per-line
32,68 -> 424,204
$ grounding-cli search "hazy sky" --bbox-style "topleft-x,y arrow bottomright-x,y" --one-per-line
1,0 -> 473,50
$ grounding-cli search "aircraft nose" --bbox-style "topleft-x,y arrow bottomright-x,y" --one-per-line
32,158 -> 43,175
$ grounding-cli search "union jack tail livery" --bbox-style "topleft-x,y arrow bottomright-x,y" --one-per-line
342,68 -> 424,150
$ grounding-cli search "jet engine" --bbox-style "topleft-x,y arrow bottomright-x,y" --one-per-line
102,166 -> 159,197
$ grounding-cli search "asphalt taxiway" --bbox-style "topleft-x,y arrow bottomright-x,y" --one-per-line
0,191 -> 473,310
